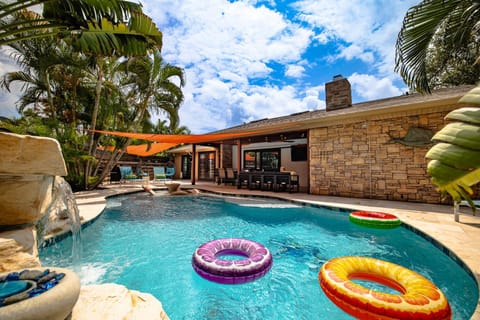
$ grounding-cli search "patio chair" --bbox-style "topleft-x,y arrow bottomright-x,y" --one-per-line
224,168 -> 237,185
460,199 -> 479,215
136,166 -> 149,178
217,168 -> 226,185
165,167 -> 175,179
119,166 -> 138,182
153,166 -> 167,182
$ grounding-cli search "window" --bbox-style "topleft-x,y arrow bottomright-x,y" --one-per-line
198,152 -> 215,180
243,149 -> 280,171
291,145 -> 307,161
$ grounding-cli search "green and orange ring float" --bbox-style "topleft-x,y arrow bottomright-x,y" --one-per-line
319,256 -> 451,320
349,211 -> 402,229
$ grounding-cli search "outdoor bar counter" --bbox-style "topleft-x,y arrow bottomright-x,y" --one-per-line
237,171 -> 299,192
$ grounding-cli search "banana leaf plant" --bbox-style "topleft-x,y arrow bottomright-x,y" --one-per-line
426,86 -> 480,217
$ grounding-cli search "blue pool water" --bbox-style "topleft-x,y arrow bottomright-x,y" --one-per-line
40,193 -> 478,319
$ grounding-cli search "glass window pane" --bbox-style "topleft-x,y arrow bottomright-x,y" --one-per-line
244,151 -> 256,170
261,150 -> 279,171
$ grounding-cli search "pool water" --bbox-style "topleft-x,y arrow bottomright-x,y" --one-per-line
40,193 -> 478,319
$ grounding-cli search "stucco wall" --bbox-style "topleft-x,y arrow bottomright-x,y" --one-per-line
309,108 -> 460,204
280,148 -> 308,191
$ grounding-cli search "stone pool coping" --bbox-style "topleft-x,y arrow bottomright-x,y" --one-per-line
74,182 -> 480,319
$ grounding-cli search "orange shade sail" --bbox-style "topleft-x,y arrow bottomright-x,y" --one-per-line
99,142 -> 178,157
124,143 -> 179,156
91,129 -> 267,144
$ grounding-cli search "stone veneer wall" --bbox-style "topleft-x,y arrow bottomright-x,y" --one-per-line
309,107 -> 479,204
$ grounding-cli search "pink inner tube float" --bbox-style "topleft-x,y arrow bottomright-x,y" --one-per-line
192,238 -> 273,284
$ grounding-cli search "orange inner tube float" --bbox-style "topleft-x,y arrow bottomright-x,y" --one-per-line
319,256 -> 451,320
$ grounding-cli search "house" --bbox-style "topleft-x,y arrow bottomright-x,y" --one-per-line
169,77 -> 478,204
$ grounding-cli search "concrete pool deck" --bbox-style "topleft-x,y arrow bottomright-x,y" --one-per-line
74,180 -> 480,319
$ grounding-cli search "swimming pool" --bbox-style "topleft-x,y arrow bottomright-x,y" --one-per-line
40,192 -> 478,319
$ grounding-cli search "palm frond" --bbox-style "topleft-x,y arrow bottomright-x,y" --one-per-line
395,0 -> 466,93
1,0 -> 162,56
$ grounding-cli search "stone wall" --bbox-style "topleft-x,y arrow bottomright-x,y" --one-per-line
309,107 -> 479,204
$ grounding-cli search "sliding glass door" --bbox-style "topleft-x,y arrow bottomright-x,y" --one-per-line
243,149 -> 280,171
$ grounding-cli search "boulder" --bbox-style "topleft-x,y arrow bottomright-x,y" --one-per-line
71,283 -> 170,320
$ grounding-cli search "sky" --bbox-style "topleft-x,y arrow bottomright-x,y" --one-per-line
0,0 -> 420,133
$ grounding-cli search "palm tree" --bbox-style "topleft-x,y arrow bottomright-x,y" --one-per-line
395,0 -> 480,93
83,50 -> 187,189
396,0 -> 480,216
0,33 -> 96,134
119,49 -> 186,133
0,0 -> 162,56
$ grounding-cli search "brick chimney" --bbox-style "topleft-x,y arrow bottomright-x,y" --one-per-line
325,75 -> 352,111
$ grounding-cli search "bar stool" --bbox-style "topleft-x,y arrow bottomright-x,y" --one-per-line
249,173 -> 262,190
262,173 -> 275,191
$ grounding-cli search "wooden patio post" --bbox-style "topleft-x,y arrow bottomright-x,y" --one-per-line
191,144 -> 196,185
237,139 -> 242,172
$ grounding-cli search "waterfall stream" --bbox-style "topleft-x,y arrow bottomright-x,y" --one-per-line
38,177 -> 82,270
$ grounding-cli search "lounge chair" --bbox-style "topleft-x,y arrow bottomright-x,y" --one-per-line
453,199 -> 479,222
154,166 -> 167,182
119,166 -> 138,182
460,200 -> 479,215
165,167 -> 175,179
225,168 -> 237,185
217,168 -> 226,185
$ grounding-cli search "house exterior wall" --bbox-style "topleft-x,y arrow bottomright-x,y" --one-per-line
280,148 -> 308,192
309,107 -> 463,204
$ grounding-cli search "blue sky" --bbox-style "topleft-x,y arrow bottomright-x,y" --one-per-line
0,0 -> 419,133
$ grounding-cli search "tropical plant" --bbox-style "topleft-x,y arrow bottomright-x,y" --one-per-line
0,0 -> 162,56
0,33 -> 91,132
152,118 -> 191,135
396,0 -> 480,214
118,49 -> 185,132
426,88 -> 480,211
425,25 -> 480,90
395,0 -> 480,93
84,49 -> 187,189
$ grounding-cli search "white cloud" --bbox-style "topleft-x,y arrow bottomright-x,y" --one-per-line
293,0 -> 418,75
0,0 -> 418,134
142,0 -> 418,132
348,73 -> 406,101
0,93 -> 20,118
335,44 -> 375,64
0,50 -> 21,118
143,0 -> 315,132
285,65 -> 305,78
